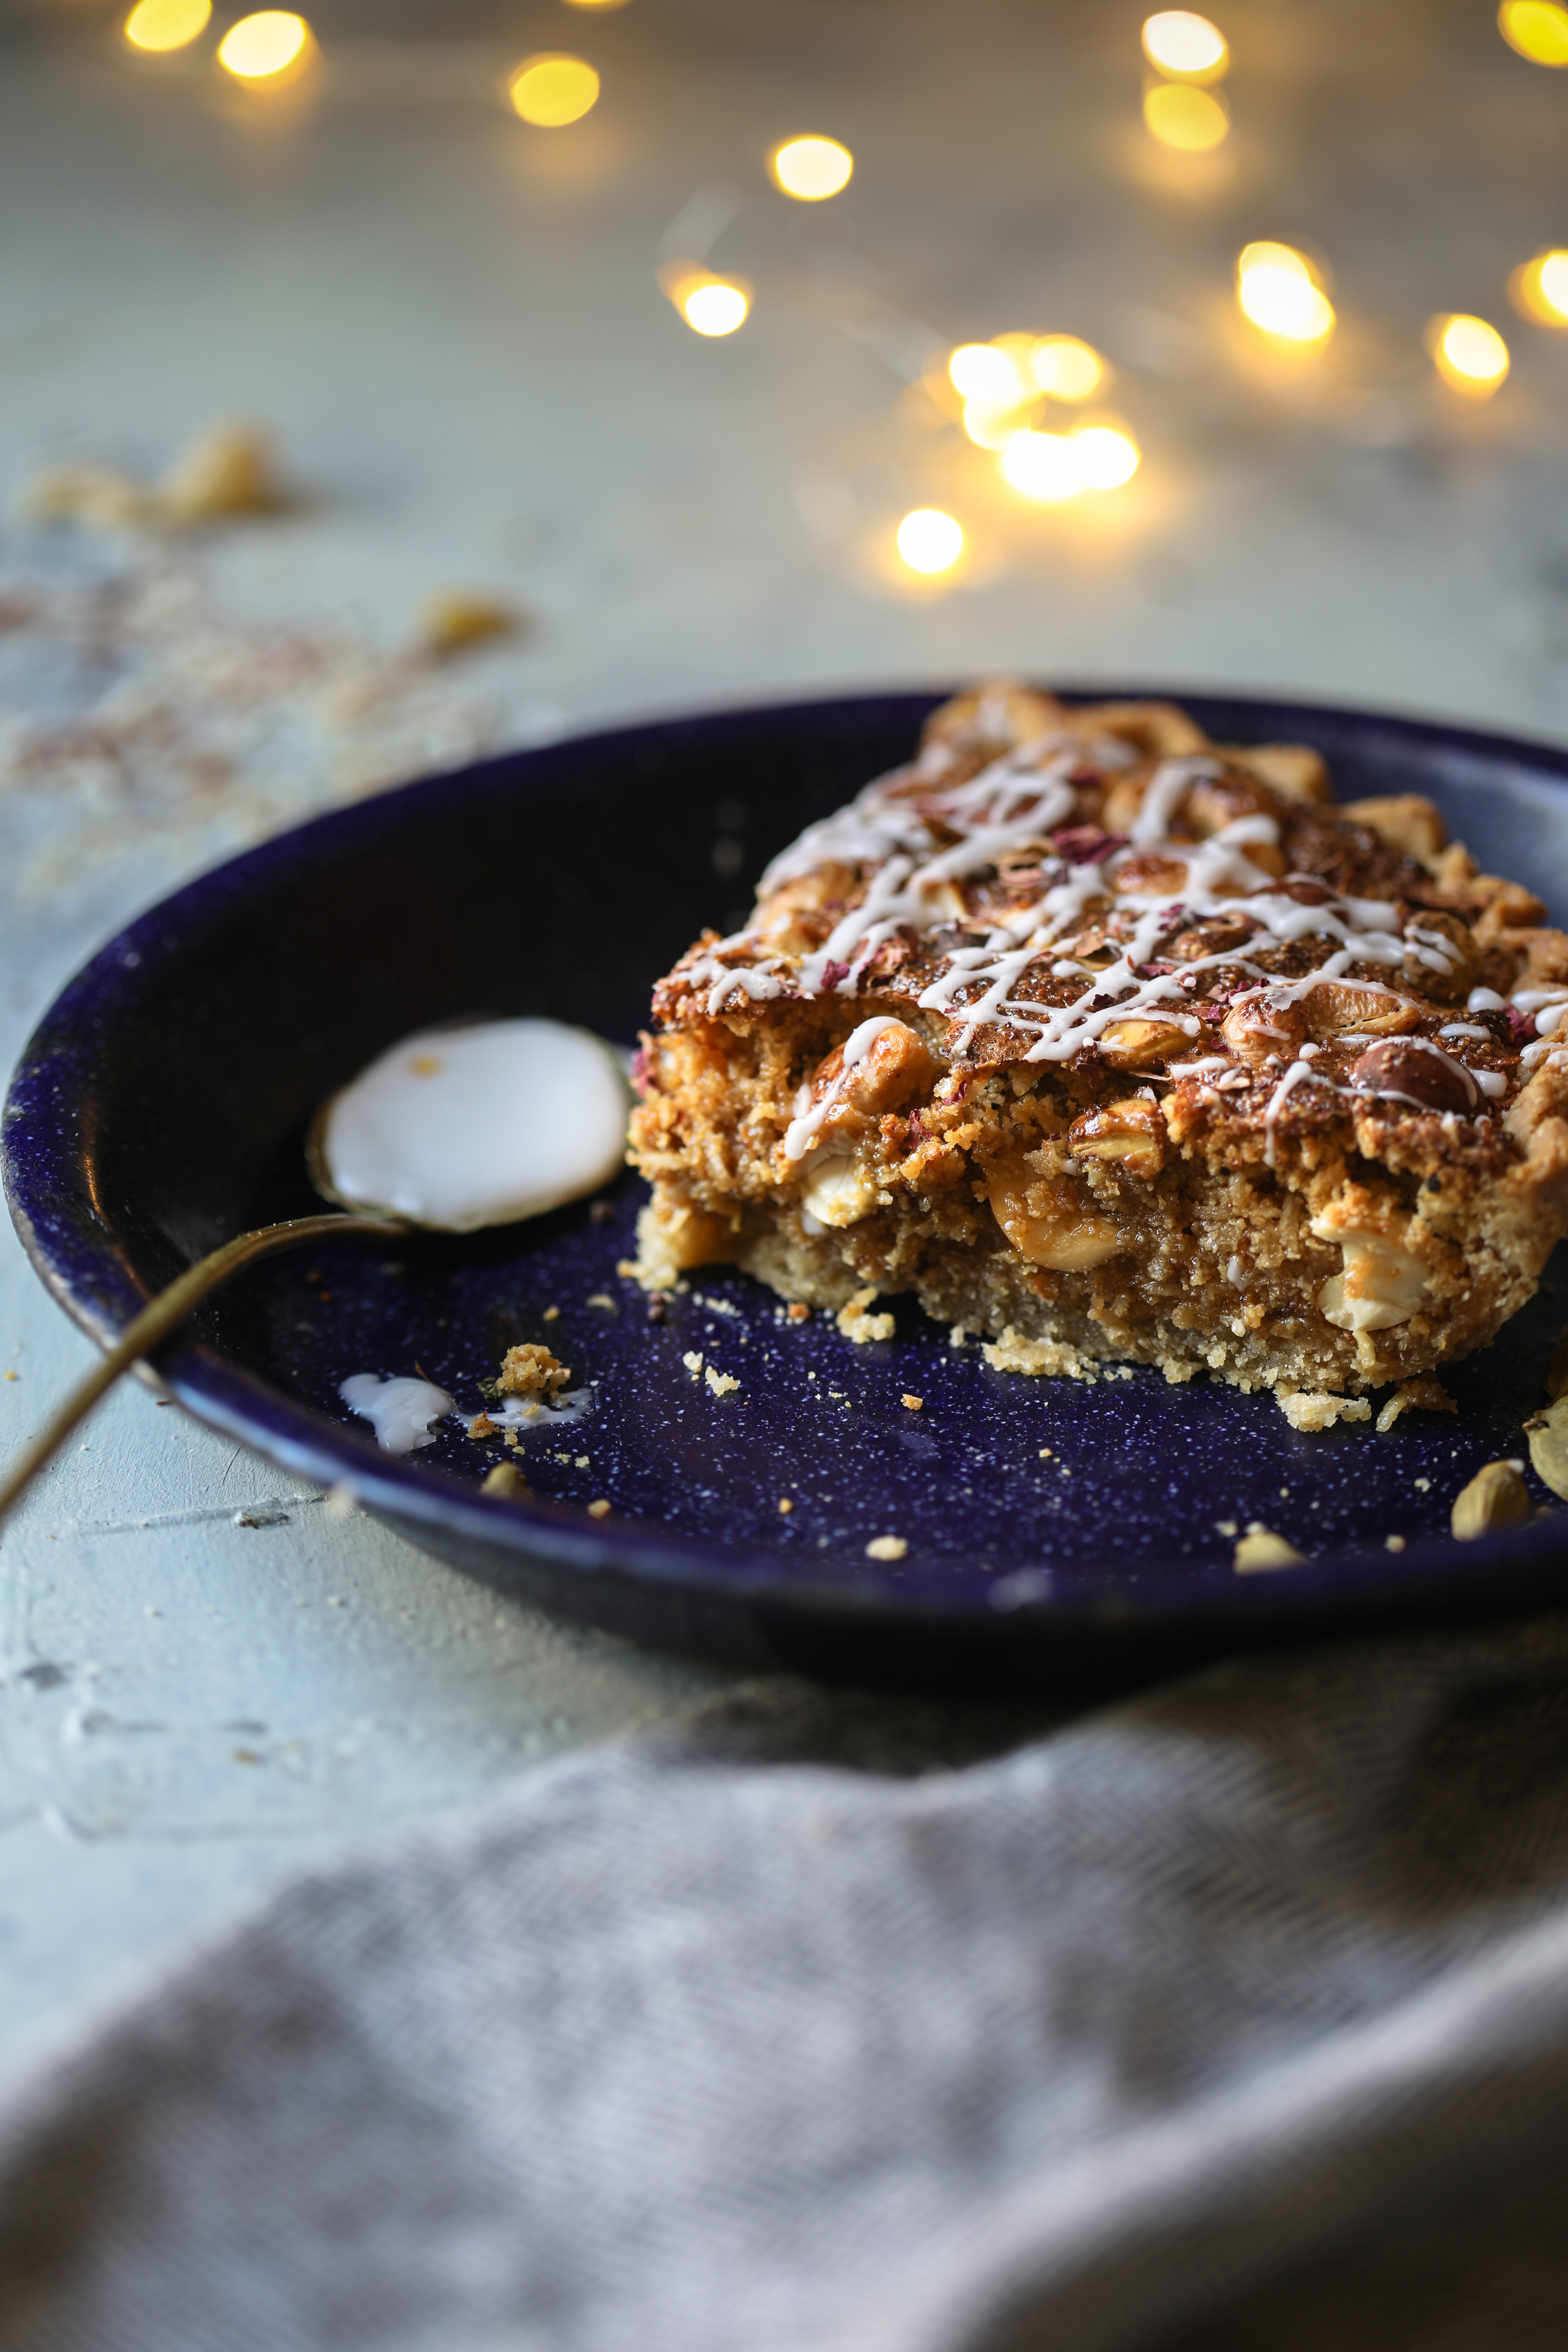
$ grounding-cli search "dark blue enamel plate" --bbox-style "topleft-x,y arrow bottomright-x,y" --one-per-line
7,692 -> 1568,1688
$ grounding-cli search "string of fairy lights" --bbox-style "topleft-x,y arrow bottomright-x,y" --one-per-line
114,0 -> 1568,589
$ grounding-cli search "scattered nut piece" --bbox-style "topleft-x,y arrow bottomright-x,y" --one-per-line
836,1286 -> 896,1344
1214,1518 -> 1238,1538
481,1463 -> 530,1500
1375,1378 -> 1456,1434
705,1365 -> 740,1397
786,1302 -> 810,1322
586,1293 -> 617,1313
778,1497 -> 793,1514
866,1535 -> 909,1561
418,591 -> 522,659
1385,1534 -> 1406,1552
161,422 -> 283,522
1233,1524 -> 1306,1573
1451,1458 -> 1530,1540
1524,1398 -> 1568,1499
902,1394 -> 924,1411
682,1350 -> 704,1378
498,1343 -> 571,1397
587,1498 -> 611,1519
543,1306 -> 561,1323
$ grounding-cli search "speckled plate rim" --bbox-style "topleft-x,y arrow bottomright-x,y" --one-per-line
7,686 -> 1568,1678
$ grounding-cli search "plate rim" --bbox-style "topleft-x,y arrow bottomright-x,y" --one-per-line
8,681 -> 1568,1662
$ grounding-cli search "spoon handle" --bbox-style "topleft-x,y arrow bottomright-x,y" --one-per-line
0,1213 -> 405,1531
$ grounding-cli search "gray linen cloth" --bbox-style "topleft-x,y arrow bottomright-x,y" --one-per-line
5,1615 -> 1568,2352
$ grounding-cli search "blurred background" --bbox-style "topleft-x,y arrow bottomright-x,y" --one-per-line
2,0 -> 1568,936
5,0 -> 1568,2062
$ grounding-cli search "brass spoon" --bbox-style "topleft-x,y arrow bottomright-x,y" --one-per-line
0,1018 -> 630,1530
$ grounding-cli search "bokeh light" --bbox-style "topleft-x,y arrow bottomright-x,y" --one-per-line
1000,424 -> 1140,504
216,10 -> 310,80
1236,243 -> 1336,343
896,509 -> 964,574
1498,0 -> 1568,64
1510,250 -> 1568,323
1141,11 -> 1229,80
1428,313 -> 1511,395
682,280 -> 750,336
561,0 -> 630,9
508,54 -> 601,126
124,0 -> 211,52
1143,83 -> 1229,150
948,343 -> 1026,402
1030,335 -> 1103,399
770,136 -> 854,201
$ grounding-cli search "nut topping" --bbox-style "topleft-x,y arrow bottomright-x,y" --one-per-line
1349,1037 -> 1478,1114
1221,992 -> 1307,1068
1450,1459 -> 1530,1540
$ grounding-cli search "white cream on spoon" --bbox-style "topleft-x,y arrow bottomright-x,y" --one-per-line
316,1018 -> 631,1232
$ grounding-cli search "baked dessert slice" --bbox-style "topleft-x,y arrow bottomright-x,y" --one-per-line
629,684 -> 1568,1418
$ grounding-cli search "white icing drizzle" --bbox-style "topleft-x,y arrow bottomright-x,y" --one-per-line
681,731 -> 1518,1124
1439,1022 -> 1492,1042
340,1373 -> 455,1454
783,1016 -> 903,1160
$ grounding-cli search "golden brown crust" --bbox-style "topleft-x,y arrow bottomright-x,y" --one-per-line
630,686 -> 1568,1404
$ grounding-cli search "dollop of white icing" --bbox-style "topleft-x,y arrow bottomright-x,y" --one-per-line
340,1373 -> 455,1454
319,1018 -> 629,1232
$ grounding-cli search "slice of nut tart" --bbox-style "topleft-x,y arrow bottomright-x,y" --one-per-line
629,683 -> 1568,1410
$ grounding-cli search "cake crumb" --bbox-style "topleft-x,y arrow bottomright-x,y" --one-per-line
574,1455 -> 590,1469
1234,1524 -> 1306,1573
586,1293 -> 617,1313
1214,1518 -> 1239,1538
1386,1533 -> 1406,1551
778,1497 -> 793,1513
705,1365 -> 740,1397
902,1394 -> 924,1410
949,1325 -> 969,1349
498,1343 -> 571,1397
682,1350 -> 704,1377
1276,1391 -> 1372,1432
1376,1378 -> 1456,1434
786,1302 -> 810,1322
467,1413 -> 498,1441
481,1463 -> 529,1500
866,1535 -> 908,1561
587,1498 -> 611,1519
418,591 -> 520,658
983,1328 -> 1100,1382
616,1259 -> 639,1280
543,1307 -> 561,1322
1039,1448 -> 1054,1459
836,1287 -> 896,1344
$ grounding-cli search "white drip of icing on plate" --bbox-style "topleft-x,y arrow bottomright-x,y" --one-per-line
318,1018 -> 630,1233
339,1373 -> 455,1454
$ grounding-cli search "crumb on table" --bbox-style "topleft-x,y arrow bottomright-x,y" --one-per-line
865,1534 -> 908,1561
498,1343 -> 571,1397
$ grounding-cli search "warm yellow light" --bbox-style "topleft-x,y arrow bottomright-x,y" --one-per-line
682,280 -> 749,336
770,136 -> 854,201
562,0 -> 630,9
1001,432 -> 1084,504
1143,81 -> 1229,150
1499,0 -> 1568,64
508,53 -> 600,126
1429,313 -> 1511,394
1071,425 -> 1140,490
1141,10 -> 1228,79
1030,335 -> 1102,400
896,509 -> 964,575
948,343 -> 1025,402
1511,249 -> 1568,324
216,10 -> 310,79
1236,242 -> 1336,343
124,0 -> 211,52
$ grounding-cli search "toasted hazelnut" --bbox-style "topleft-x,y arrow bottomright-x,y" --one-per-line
1401,910 -> 1477,1004
1080,699 -> 1210,758
1185,771 -> 1270,837
808,1019 -> 944,1135
481,1462 -> 530,1500
1222,743 -> 1334,806
1451,1459 -> 1530,1540
1340,793 -> 1448,862
1525,1397 -> 1568,1500
923,680 -> 1064,757
1221,993 -> 1307,1068
800,1147 -> 879,1229
986,1152 -> 1123,1270
1301,982 -> 1422,1039
1097,1017 -> 1199,1069
1349,1037 -> 1478,1114
1312,1217 -> 1429,1333
1068,1096 -> 1166,1178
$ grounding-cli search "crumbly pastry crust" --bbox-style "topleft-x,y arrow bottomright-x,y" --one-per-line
629,684 -> 1568,1409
